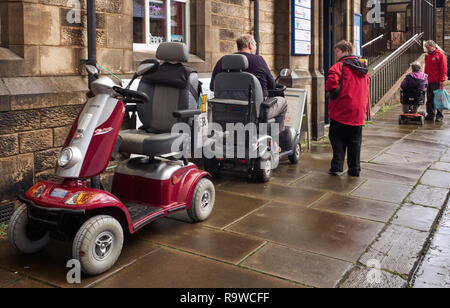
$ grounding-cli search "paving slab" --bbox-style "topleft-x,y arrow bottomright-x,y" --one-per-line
2,276 -> 53,288
391,203 -> 440,232
389,139 -> 448,157
360,162 -> 425,185
339,265 -> 407,288
370,152 -> 435,166
169,190 -> 269,229
362,136 -> 402,148
413,262 -> 450,288
270,162 -> 310,184
350,180 -> 412,204
217,181 -> 326,207
0,236 -> 159,288
406,184 -> 449,208
430,161 -> 450,172
311,194 -> 398,223
136,218 -> 265,265
93,247 -> 302,288
405,130 -> 450,147
359,224 -> 429,277
420,170 -> 450,188
291,171 -> 365,194
0,268 -> 22,287
227,202 -> 384,263
241,243 -> 352,288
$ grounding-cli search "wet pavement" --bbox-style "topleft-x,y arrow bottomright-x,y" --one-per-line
0,102 -> 449,288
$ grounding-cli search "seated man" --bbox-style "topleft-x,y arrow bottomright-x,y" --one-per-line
210,34 -> 288,132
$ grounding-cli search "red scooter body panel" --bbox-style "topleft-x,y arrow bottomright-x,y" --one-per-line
79,101 -> 125,178
112,164 -> 209,208
25,180 -> 135,234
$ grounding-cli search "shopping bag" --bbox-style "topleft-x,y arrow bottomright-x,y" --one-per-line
434,89 -> 450,110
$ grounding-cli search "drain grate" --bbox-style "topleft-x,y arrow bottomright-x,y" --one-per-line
0,203 -> 14,225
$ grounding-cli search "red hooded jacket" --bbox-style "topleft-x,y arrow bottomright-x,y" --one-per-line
425,49 -> 448,84
326,56 -> 370,126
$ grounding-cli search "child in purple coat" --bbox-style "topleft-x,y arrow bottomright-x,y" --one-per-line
400,62 -> 428,113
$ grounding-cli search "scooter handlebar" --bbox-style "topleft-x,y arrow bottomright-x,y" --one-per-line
113,86 -> 151,104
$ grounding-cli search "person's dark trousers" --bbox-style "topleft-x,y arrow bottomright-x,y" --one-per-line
329,120 -> 363,176
426,83 -> 443,119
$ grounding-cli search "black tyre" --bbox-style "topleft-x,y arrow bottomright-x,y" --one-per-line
188,178 -> 215,222
72,215 -> 124,276
8,204 -> 50,254
288,142 -> 301,164
254,158 -> 272,183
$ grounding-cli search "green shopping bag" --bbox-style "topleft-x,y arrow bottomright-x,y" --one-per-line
434,89 -> 450,110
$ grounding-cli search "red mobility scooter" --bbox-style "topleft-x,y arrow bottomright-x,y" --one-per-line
8,42 -> 215,275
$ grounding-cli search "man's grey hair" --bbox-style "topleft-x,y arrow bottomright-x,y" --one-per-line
424,40 -> 437,48
236,34 -> 256,51
410,61 -> 422,72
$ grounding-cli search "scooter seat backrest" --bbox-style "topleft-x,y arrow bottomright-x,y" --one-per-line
137,42 -> 199,133
213,54 -> 264,120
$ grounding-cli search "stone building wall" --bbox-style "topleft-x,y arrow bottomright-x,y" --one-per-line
0,0 -> 132,217
436,0 -> 450,55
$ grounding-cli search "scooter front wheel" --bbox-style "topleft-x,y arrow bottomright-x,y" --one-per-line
8,204 -> 50,254
188,178 -> 215,222
73,215 -> 124,276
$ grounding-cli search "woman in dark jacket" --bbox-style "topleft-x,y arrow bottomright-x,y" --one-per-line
400,62 -> 428,113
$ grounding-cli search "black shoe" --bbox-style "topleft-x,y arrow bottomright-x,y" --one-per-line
436,115 -> 444,123
425,115 -> 435,121
348,171 -> 360,177
329,168 -> 344,176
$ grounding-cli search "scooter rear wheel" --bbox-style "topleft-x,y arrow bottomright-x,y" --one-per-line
73,215 -> 124,276
8,204 -> 50,254
188,178 -> 215,222
288,143 -> 301,164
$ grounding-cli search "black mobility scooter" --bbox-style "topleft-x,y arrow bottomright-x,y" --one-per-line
204,54 -> 301,182
399,87 -> 426,125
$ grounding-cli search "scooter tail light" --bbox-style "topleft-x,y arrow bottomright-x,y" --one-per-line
65,191 -> 97,205
28,183 -> 46,198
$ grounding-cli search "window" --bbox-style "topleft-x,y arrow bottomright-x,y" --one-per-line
133,0 -> 189,51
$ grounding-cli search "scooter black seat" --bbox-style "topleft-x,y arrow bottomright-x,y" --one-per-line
119,129 -> 187,156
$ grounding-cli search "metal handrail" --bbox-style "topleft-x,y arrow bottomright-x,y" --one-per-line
369,32 -> 425,107
373,33 -> 424,71
362,34 -> 384,49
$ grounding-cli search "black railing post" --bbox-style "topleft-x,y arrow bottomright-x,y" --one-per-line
87,0 -> 97,87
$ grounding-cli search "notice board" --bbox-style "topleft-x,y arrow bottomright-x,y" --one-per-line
292,0 -> 312,55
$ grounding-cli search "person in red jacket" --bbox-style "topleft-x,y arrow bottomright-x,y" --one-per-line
325,40 -> 370,177
424,40 -> 448,122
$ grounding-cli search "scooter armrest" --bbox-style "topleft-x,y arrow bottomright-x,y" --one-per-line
261,97 -> 278,108
173,109 -> 202,119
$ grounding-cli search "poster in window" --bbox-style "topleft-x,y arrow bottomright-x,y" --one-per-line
292,0 -> 312,55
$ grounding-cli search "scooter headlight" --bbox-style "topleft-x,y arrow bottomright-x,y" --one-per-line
58,148 -> 73,168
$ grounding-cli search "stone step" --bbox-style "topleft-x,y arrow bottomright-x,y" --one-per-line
0,48 -> 24,78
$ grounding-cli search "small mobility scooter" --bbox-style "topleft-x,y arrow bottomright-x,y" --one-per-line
203,54 -> 302,182
398,88 -> 426,126
8,42 -> 215,275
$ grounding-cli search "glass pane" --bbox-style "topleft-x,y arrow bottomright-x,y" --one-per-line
149,0 -> 166,44
133,0 -> 146,43
170,1 -> 186,43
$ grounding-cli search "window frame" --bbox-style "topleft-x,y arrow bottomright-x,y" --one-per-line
133,0 -> 190,52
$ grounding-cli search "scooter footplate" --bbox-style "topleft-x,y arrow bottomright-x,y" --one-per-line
125,202 -> 162,224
